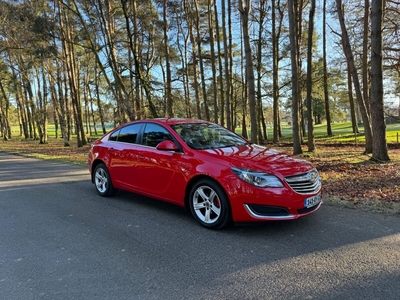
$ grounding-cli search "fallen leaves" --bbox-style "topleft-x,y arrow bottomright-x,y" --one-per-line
307,147 -> 400,204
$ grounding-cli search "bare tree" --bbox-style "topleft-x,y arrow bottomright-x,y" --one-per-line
163,0 -> 173,118
57,0 -> 86,147
208,0 -> 219,123
239,0 -> 258,143
194,0 -> 210,120
336,0 -> 373,154
221,0 -> 232,129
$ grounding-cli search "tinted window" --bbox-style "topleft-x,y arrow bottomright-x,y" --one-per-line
116,124 -> 141,144
109,130 -> 120,141
142,123 -> 174,148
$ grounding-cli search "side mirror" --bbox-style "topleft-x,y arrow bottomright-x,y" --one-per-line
156,140 -> 179,151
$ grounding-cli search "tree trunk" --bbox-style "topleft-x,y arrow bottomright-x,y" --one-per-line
208,0 -> 219,124
370,0 -> 390,161
185,0 -> 202,119
221,0 -> 231,129
272,0 -> 279,143
363,0 -> 370,117
347,67 -> 359,134
239,0 -> 258,144
163,0 -> 173,118
214,1 -> 225,125
336,0 -> 373,153
194,0 -> 210,120
0,80 -> 11,140
175,4 -> 192,118
306,0 -> 316,152
256,0 -> 268,143
323,0 -> 332,137
57,0 -> 86,147
288,0 -> 302,154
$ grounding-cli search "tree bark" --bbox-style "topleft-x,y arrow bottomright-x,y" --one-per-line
272,0 -> 279,143
214,0 -> 225,125
363,0 -> 370,117
256,0 -> 268,143
239,0 -> 258,144
346,66 -> 359,134
288,0 -> 302,154
163,0 -> 173,118
306,0 -> 316,152
222,0 -> 232,129
208,0 -> 219,123
323,0 -> 332,137
194,0 -> 210,120
370,0 -> 390,161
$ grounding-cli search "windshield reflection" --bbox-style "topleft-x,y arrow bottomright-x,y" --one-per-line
172,123 -> 248,150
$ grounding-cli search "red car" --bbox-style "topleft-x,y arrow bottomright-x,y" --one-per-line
88,118 -> 322,229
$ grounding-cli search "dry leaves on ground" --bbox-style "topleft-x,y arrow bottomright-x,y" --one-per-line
300,145 -> 400,214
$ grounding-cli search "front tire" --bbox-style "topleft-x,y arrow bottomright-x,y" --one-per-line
93,163 -> 117,197
189,179 -> 231,229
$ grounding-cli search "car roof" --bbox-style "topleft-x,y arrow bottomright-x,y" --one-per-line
130,118 -> 212,126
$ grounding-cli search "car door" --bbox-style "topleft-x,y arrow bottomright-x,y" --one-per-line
132,123 -> 184,202
107,123 -> 142,187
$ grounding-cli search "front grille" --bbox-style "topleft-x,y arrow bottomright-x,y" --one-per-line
285,169 -> 321,194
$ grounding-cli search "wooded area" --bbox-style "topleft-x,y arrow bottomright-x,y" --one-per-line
0,0 -> 399,161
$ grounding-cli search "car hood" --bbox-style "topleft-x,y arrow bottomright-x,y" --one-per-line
202,144 -> 314,177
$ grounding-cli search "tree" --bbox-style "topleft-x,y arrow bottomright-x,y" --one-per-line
221,0 -> 232,129
322,0 -> 332,137
288,0 -> 302,154
208,0 -> 219,124
370,0 -> 390,161
306,0 -> 316,152
239,0 -> 258,143
335,0 -> 373,154
162,0 -> 173,118
57,0 -> 86,147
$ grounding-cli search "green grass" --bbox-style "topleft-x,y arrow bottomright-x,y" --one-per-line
236,122 -> 400,144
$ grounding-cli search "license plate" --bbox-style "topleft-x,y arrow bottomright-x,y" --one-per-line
304,193 -> 322,208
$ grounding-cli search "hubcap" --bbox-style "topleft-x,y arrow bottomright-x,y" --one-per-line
193,186 -> 221,224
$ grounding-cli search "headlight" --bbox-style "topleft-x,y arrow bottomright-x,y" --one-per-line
231,167 -> 284,188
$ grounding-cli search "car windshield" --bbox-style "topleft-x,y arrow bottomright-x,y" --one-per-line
172,123 -> 249,150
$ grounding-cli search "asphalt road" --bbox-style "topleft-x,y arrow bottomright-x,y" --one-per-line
0,152 -> 399,300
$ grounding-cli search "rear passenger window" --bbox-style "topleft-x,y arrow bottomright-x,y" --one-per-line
116,124 -> 141,144
142,123 -> 174,148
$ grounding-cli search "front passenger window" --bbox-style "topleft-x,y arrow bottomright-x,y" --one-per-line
142,123 -> 173,148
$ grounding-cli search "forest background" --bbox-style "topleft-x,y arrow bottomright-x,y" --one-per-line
0,0 -> 399,209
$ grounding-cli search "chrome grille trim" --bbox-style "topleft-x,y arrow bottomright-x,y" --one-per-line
284,169 -> 321,194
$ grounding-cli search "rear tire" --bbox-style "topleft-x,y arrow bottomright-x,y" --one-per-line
189,179 -> 231,229
93,163 -> 117,197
